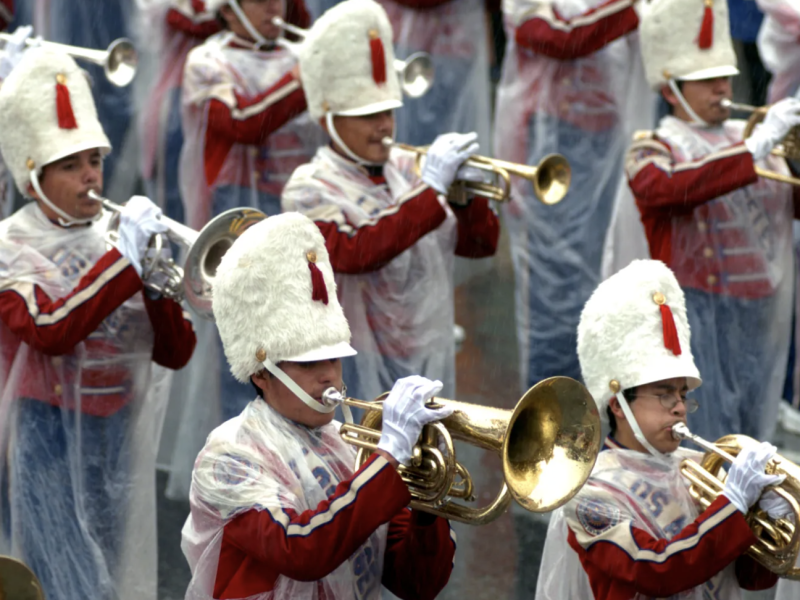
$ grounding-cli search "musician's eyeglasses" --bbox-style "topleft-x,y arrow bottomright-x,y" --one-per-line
634,392 -> 699,414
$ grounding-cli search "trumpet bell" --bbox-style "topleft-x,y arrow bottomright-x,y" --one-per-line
399,52 -> 435,99
533,154 -> 572,206
0,556 -> 44,600
504,376 -> 602,512
183,207 -> 267,320
105,38 -> 138,87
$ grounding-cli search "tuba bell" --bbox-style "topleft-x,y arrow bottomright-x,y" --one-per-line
326,376 -> 602,525
90,191 -> 266,320
722,99 -> 800,186
673,423 -> 800,578
384,137 -> 571,205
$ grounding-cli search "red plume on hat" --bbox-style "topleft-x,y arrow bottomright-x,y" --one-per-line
698,0 -> 714,49
55,73 -> 77,130
368,28 -> 387,85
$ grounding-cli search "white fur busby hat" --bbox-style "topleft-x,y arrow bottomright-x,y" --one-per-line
0,48 -> 111,194
213,212 -> 356,383
640,0 -> 738,89
299,0 -> 402,119
578,260 -> 701,418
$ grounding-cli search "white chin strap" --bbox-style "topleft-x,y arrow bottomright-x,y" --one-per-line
668,79 -> 708,127
30,169 -> 100,228
262,358 -> 346,418
325,112 -> 394,168
227,0 -> 270,48
615,391 -> 667,459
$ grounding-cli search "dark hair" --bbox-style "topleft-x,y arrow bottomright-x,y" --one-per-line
607,387 -> 638,436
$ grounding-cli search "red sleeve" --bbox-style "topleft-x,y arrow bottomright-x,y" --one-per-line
220,454 -> 412,582
628,141 -> 759,215
143,294 -> 196,369
204,72 -> 307,186
314,186 -> 449,274
515,0 -> 638,60
166,6 -> 222,39
0,248 -> 143,355
381,509 -> 456,600
286,0 -> 312,29
453,196 -> 500,258
569,496 -> 759,597
735,554 -> 779,591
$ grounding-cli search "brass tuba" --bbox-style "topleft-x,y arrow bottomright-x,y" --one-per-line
673,423 -> 800,578
90,191 -> 266,320
328,376 -> 602,525
722,99 -> 800,186
385,138 -> 571,205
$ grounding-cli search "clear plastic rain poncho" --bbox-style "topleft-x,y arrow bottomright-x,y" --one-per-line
377,0 -> 492,149
536,447 -> 746,600
618,117 -> 794,442
183,398 -> 388,600
494,0 -> 656,391
282,146 -> 458,403
179,30 -> 325,229
135,0 -> 219,223
756,0 -> 800,102
0,203 -> 169,600
167,29 -> 326,499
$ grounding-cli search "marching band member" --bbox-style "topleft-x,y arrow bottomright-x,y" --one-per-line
179,0 -> 319,231
282,0 -> 499,402
138,0 -> 221,224
182,211 -> 456,599
757,0 -> 800,102
493,0 -> 655,391
625,0 -> 800,442
536,259 -> 787,600
0,49 -> 196,599
376,0 -> 492,149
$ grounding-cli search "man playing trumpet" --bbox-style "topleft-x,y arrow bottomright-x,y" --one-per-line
282,0 -> 500,402
0,49 -> 196,599
182,211 -> 456,599
623,0 -> 800,443
536,259 -> 789,600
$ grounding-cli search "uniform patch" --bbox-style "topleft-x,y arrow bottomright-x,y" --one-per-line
577,498 -> 621,536
213,456 -> 260,486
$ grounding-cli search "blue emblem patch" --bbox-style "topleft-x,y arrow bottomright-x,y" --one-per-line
577,498 -> 621,536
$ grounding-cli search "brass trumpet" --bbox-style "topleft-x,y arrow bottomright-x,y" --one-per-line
0,34 -> 138,87
0,556 -> 44,600
673,423 -> 800,578
90,191 -> 265,319
328,376 -> 602,525
272,17 -> 434,99
722,99 -> 800,186
384,137 -> 571,205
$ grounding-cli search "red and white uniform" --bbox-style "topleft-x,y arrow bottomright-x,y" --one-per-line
0,202 -> 196,597
182,398 -> 456,600
138,0 -> 221,209
536,438 -> 778,600
179,30 -> 322,230
757,0 -> 800,102
281,147 -> 499,400
624,117 -> 795,440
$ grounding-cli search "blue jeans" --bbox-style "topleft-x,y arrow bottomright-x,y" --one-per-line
521,116 -> 622,387
8,400 -> 131,600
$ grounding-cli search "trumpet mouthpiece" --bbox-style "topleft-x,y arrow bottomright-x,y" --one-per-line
272,16 -> 285,26
720,99 -> 733,109
672,422 -> 690,440
381,137 -> 394,147
322,387 -> 344,407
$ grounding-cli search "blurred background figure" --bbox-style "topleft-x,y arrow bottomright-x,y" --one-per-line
494,0 -> 655,391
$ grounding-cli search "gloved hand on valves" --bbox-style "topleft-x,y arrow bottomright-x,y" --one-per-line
421,132 -> 480,195
376,375 -> 454,466
722,441 -> 785,514
744,98 -> 800,161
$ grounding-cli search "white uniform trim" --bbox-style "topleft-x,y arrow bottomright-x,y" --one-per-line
518,0 -> 631,31
3,255 -> 131,326
231,79 -> 301,120
264,455 -> 389,536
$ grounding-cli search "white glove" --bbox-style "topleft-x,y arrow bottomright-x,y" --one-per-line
455,165 -> 485,184
0,26 -> 34,80
115,196 -> 168,276
722,441 -> 785,514
377,376 -> 454,465
759,490 -> 796,521
421,132 -> 480,195
744,97 -> 800,161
